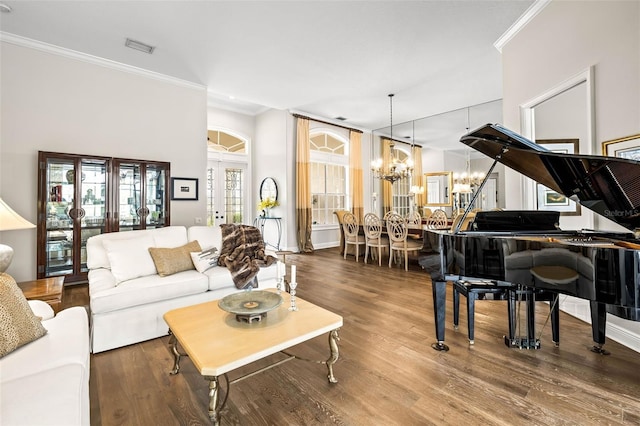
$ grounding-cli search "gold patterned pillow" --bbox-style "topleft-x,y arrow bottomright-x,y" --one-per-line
148,240 -> 202,277
0,273 -> 48,358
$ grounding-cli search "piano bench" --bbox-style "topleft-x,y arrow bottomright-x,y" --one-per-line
453,280 -> 513,344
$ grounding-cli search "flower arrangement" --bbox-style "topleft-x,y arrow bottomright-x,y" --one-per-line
257,197 -> 279,211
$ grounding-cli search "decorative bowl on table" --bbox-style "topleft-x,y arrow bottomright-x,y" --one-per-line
218,290 -> 283,323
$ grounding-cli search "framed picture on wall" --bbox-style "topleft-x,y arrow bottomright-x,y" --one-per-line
535,139 -> 581,216
602,133 -> 640,160
171,177 -> 198,201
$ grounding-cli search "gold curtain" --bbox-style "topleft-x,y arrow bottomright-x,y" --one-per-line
349,130 -> 364,223
412,145 -> 424,206
296,117 -> 314,253
382,138 -> 393,214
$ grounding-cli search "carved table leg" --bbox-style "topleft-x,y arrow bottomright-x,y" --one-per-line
326,329 -> 340,383
207,376 -> 221,425
168,333 -> 181,375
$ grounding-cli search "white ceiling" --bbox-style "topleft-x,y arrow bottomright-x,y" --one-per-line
0,0 -> 534,137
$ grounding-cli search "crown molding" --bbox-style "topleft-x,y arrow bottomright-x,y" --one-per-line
494,0 -> 552,53
0,31 -> 206,92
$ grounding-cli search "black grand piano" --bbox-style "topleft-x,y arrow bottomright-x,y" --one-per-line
427,123 -> 640,353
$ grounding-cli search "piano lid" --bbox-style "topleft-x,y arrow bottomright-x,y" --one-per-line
461,123 -> 640,232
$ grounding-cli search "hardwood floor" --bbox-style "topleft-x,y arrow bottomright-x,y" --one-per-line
64,248 -> 640,425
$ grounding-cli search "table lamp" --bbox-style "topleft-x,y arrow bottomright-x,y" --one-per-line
0,197 -> 36,273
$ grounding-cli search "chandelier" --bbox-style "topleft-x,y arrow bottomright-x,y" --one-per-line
371,94 -> 414,183
452,147 -> 485,194
452,171 -> 485,194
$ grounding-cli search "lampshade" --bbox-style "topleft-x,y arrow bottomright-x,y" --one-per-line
0,197 -> 35,231
0,197 -> 35,273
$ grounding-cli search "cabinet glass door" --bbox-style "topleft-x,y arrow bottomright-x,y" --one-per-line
116,163 -> 143,231
43,158 -> 76,277
145,164 -> 167,228
79,160 -> 108,272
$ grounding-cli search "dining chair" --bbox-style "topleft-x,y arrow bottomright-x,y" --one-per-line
405,211 -> 422,229
450,211 -> 476,232
382,210 -> 398,221
342,212 -> 365,261
334,210 -> 350,255
363,213 -> 389,266
387,214 -> 423,271
426,209 -> 448,229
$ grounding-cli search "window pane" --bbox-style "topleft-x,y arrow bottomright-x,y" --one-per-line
224,168 -> 243,224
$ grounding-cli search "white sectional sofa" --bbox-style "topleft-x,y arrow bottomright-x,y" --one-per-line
0,303 -> 90,425
86,225 -> 278,353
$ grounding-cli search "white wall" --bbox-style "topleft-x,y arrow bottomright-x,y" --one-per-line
501,0 -> 640,351
0,41 -> 207,282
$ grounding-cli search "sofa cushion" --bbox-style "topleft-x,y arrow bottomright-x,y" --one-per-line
190,248 -> 219,273
0,273 -> 48,358
86,226 -> 188,270
187,225 -> 222,251
89,271 -> 209,314
149,240 -> 202,276
103,235 -> 157,284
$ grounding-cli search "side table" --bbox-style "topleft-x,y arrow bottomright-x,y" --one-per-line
17,276 -> 65,314
254,216 -> 283,250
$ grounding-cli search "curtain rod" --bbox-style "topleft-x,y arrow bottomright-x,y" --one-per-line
292,113 -> 363,134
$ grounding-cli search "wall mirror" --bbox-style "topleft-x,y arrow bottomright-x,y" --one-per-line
259,177 -> 278,201
423,172 -> 453,207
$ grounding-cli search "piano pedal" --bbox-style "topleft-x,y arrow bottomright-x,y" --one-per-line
431,342 -> 450,352
590,345 -> 611,355
504,336 -> 541,350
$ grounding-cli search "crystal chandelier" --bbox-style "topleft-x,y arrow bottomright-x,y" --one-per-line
371,94 -> 414,183
452,143 -> 485,194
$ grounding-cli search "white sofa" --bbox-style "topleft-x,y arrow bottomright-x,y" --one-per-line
86,225 -> 278,353
0,303 -> 90,425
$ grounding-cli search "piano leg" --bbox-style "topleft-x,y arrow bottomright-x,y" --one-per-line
550,293 -> 560,347
431,277 -> 449,351
589,301 -> 610,355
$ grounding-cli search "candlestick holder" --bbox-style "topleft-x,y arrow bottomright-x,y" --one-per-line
288,280 -> 298,311
276,276 -> 283,294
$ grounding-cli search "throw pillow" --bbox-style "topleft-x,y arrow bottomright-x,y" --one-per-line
103,235 -> 158,285
190,247 -> 219,273
148,240 -> 202,277
0,273 -> 48,358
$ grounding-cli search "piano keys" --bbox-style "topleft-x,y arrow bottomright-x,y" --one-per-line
427,124 -> 640,353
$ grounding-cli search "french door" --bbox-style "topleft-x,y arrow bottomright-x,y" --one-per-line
206,160 -> 248,226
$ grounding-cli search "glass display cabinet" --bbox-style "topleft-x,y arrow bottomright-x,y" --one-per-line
37,152 -> 170,283
112,160 -> 169,231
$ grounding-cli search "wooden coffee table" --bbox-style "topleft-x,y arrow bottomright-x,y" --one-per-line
17,276 -> 64,313
163,289 -> 342,425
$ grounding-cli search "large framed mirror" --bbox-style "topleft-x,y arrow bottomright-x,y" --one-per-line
259,177 -> 278,202
423,172 -> 453,207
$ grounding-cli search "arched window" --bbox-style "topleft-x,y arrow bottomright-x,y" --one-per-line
309,131 -> 349,225
207,130 -> 246,153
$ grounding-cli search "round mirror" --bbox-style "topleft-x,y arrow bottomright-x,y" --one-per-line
259,177 -> 278,202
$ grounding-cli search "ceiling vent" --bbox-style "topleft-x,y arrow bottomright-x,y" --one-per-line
125,38 -> 155,54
